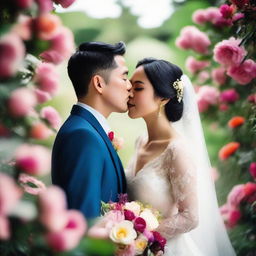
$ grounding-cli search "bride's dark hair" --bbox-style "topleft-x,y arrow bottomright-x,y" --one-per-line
136,58 -> 183,122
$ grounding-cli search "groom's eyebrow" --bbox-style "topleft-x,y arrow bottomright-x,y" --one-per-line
122,70 -> 129,75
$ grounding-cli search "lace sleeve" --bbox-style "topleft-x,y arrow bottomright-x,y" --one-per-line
156,141 -> 199,239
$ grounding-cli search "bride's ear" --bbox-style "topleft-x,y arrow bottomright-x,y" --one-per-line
161,98 -> 170,106
92,75 -> 106,94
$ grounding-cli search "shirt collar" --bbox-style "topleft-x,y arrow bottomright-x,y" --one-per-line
76,102 -> 111,135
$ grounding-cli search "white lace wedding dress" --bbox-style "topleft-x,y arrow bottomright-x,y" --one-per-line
126,134 -> 204,256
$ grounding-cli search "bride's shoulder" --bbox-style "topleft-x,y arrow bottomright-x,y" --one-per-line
165,136 -> 191,159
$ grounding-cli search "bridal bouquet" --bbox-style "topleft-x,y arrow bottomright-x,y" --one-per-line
88,195 -> 167,256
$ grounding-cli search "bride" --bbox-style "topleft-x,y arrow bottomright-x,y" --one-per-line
126,58 -> 236,256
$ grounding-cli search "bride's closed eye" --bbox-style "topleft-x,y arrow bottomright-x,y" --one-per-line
134,88 -> 144,91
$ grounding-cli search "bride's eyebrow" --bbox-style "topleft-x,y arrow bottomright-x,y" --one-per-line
131,80 -> 144,85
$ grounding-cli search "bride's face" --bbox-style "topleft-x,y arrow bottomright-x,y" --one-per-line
128,66 -> 161,119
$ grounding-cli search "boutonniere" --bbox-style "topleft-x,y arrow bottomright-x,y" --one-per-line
108,131 -> 124,151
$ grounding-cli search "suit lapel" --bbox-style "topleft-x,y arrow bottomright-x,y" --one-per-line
71,105 -> 126,193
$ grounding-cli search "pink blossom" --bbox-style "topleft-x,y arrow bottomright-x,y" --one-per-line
228,209 -> 241,228
232,13 -> 245,22
192,9 -> 208,25
134,217 -> 146,233
198,71 -> 210,84
40,106 -> 62,130
247,94 -> 256,104
219,103 -> 229,111
0,32 -> 25,78
15,0 -> 33,9
0,173 -> 23,216
219,89 -> 239,103
40,27 -> 75,64
143,229 -> 154,242
211,67 -> 227,85
8,87 -> 37,117
227,184 -> 246,209
220,4 -> 236,19
19,173 -> 46,195
175,26 -> 211,54
30,122 -> 53,140
0,216 -> 10,240
53,0 -> 76,8
185,56 -> 210,74
205,7 -> 222,24
15,144 -> 51,176
197,86 -> 220,105
46,210 -> 87,252
249,163 -> 256,179
39,186 -> 68,232
34,62 -> 59,96
35,0 -> 53,13
34,89 -> 52,103
36,13 -> 62,41
227,59 -> 256,85
12,15 -> 32,41
213,37 -> 247,67
124,209 -> 136,221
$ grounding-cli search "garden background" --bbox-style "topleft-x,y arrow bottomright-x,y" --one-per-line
0,0 -> 255,255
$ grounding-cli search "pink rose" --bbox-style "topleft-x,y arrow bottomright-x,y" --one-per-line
185,56 -> 210,74
15,144 -> 51,176
197,97 -> 209,113
40,106 -> 62,130
40,27 -> 75,64
228,209 -> 241,228
249,163 -> 256,179
227,184 -> 246,209
46,210 -> 87,252
0,32 -> 25,78
19,173 -> 46,195
39,186 -> 68,232
12,15 -> 32,41
219,103 -> 229,111
219,89 -> 239,103
211,67 -> 227,85
197,86 -> 220,105
220,4 -> 236,19
15,0 -> 33,9
34,63 -> 59,96
192,9 -> 208,25
0,173 -> 23,216
232,13 -> 245,22
34,89 -> 52,103
198,71 -> 210,84
0,216 -> 10,240
35,0 -> 53,13
53,0 -> 76,8
205,7 -> 222,24
247,94 -> 256,104
8,87 -> 37,117
213,37 -> 247,66
176,26 -> 211,54
227,59 -> 256,85
124,209 -> 136,221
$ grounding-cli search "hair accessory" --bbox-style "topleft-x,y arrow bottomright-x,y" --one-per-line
172,79 -> 184,102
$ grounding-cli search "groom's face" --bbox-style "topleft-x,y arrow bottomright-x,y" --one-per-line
102,55 -> 132,113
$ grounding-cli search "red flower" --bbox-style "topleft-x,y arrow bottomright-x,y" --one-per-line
151,231 -> 167,251
249,163 -> 256,179
134,217 -> 146,233
124,209 -> 136,221
108,131 -> 114,141
228,116 -> 245,128
219,142 -> 240,160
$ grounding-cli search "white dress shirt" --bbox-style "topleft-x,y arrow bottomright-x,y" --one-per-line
76,102 -> 111,135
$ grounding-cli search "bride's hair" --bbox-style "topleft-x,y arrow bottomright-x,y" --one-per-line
136,58 -> 183,122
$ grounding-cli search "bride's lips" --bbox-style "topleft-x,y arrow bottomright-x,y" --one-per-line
127,102 -> 135,108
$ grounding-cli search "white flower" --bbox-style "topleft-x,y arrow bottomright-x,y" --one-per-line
109,220 -> 137,245
134,234 -> 148,255
124,201 -> 141,216
112,136 -> 124,151
139,209 -> 159,231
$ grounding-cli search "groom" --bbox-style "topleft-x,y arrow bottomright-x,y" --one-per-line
51,41 -> 131,218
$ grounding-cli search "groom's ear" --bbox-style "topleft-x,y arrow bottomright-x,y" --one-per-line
92,75 -> 106,94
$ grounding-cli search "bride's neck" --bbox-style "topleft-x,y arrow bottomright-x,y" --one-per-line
144,113 -> 175,142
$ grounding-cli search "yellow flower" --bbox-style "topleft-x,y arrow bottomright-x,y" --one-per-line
134,234 -> 148,255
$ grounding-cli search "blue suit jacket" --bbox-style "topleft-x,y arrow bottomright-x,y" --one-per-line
51,105 -> 126,218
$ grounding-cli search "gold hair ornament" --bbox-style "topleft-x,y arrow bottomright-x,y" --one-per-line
172,79 -> 184,103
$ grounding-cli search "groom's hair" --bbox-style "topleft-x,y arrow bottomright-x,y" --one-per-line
67,41 -> 126,98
